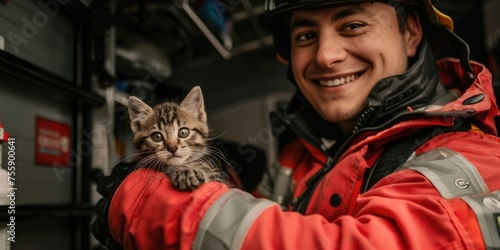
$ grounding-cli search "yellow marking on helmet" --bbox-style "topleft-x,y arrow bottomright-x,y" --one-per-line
433,6 -> 453,31
471,124 -> 485,134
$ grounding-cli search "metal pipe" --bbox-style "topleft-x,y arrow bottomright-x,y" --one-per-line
181,0 -> 232,59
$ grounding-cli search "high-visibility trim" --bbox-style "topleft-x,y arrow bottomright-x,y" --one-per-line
272,167 -> 293,206
193,189 -> 276,250
461,191 -> 500,250
256,162 -> 280,199
398,147 -> 488,198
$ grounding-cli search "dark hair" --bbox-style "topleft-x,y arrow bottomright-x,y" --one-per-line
277,1 -> 424,62
284,2 -> 418,34
395,3 -> 409,33
392,2 -> 419,34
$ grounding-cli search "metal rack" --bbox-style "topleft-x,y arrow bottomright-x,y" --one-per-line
112,0 -> 273,79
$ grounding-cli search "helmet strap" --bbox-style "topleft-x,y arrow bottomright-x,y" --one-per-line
437,27 -> 475,81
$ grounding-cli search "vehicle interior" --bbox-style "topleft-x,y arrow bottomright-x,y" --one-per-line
0,0 -> 498,249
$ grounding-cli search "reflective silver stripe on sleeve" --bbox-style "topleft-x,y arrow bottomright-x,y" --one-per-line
460,191 -> 500,250
255,162 -> 280,199
272,167 -> 293,206
398,147 -> 489,198
193,189 -> 276,250
256,162 -> 295,208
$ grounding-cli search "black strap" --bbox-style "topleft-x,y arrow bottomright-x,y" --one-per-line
362,120 -> 471,193
493,81 -> 500,133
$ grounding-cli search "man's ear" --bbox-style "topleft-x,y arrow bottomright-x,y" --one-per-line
405,14 -> 423,57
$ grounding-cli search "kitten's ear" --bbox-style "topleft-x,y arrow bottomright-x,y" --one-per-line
128,96 -> 153,132
181,86 -> 207,123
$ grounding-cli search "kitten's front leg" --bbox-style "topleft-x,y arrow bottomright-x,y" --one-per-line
166,166 -> 207,191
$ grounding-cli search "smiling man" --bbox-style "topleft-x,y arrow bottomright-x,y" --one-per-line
289,3 -> 421,133
92,1 -> 500,249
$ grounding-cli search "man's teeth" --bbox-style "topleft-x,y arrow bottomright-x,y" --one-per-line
319,74 -> 357,87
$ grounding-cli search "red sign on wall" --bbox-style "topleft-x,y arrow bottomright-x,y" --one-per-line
35,117 -> 71,167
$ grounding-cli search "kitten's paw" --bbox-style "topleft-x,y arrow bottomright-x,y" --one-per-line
169,168 -> 207,191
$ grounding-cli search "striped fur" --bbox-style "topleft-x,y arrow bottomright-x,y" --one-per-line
128,86 -> 228,190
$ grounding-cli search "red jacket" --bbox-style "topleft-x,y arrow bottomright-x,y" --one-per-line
109,58 -> 500,249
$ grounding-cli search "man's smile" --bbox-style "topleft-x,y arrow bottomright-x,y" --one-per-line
316,72 -> 362,87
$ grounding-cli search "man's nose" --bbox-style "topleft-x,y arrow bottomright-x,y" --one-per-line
315,35 -> 347,68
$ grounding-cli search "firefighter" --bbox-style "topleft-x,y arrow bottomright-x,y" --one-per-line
92,0 -> 500,249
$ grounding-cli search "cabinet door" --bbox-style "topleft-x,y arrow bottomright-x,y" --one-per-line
0,0 -> 75,81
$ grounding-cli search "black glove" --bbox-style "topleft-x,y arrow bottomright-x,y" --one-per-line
90,162 -> 137,250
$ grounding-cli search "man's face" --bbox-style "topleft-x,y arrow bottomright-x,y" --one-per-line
290,2 -> 422,133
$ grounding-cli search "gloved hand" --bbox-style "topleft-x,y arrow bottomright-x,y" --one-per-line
92,163 -> 230,250
91,162 -> 137,250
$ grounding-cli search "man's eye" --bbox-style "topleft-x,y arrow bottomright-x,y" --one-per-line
296,32 -> 316,41
344,23 -> 364,31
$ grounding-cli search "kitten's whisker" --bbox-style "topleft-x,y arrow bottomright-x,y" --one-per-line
200,154 -> 223,171
126,155 -> 156,180
206,148 -> 232,167
191,152 -> 215,167
150,157 -> 164,172
206,132 -> 227,142
108,151 -> 154,174
141,155 -> 163,169
107,153 -> 156,180
144,157 -> 165,182
114,151 -> 158,176
198,155 -> 216,168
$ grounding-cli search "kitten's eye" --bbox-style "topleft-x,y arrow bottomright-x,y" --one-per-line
178,127 -> 190,138
150,132 -> 163,142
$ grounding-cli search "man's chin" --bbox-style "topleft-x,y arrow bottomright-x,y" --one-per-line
318,110 -> 360,131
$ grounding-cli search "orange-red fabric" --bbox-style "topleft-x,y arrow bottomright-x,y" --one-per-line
444,198 -> 486,249
240,59 -> 500,249
437,58 -> 499,136
109,169 -> 228,250
109,59 -> 500,249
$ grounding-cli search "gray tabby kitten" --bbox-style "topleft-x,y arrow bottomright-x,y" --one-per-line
128,86 -> 228,190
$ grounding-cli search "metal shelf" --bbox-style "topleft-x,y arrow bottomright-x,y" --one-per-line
0,50 -> 105,107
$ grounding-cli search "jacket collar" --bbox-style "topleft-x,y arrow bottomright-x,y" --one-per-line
358,39 -> 443,131
435,57 -> 499,135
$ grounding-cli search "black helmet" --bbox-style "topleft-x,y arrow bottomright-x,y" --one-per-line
263,0 -> 473,75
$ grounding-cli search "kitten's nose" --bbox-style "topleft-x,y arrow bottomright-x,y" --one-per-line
166,145 -> 178,153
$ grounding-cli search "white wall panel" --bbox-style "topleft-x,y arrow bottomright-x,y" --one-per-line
0,76 -> 73,205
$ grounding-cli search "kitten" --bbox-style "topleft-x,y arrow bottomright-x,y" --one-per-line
127,86 -> 229,190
